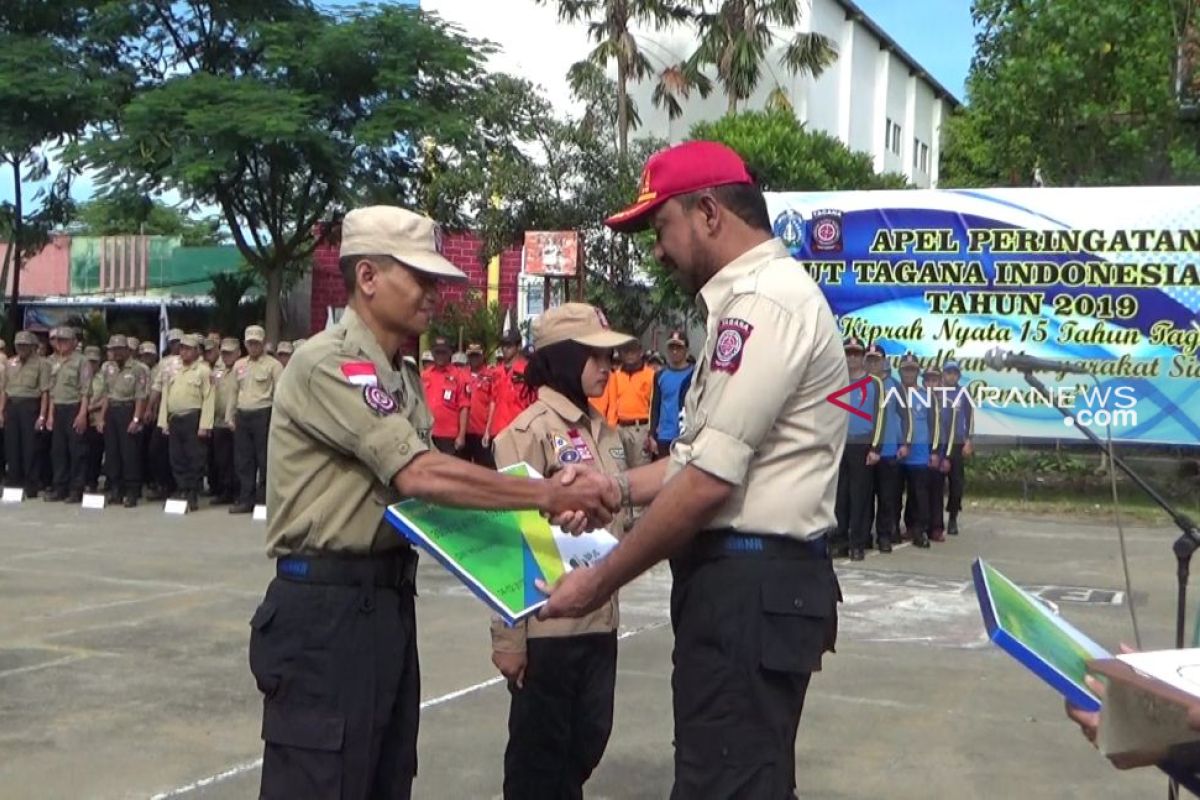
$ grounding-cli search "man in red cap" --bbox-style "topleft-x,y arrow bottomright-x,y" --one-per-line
539,140 -> 848,799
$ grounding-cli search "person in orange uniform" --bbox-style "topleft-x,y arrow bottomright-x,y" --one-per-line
592,339 -> 655,468
491,330 -> 532,436
421,336 -> 467,455
462,342 -> 497,467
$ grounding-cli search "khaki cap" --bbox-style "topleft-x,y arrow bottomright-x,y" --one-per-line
84,346 -> 101,361
265,342 -> 276,354
15,331 -> 38,346
340,206 -> 467,283
220,337 -> 240,353
532,303 -> 633,351
127,337 -> 141,351
466,342 -> 484,356
106,334 -> 129,349
277,341 -> 294,355
203,335 -> 219,350
420,350 -> 433,362
244,325 -> 265,343
180,334 -> 201,348
56,327 -> 77,340
451,352 -> 468,366
167,328 -> 183,342
139,342 -> 157,355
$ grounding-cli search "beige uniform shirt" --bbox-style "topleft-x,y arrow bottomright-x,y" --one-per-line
666,238 -> 848,541
231,354 -> 284,418
211,363 -> 237,430
151,354 -> 183,393
157,360 -> 215,431
89,369 -> 107,427
266,307 -> 433,557
490,387 -> 628,653
49,351 -> 92,405
4,354 -> 52,399
104,359 -> 151,403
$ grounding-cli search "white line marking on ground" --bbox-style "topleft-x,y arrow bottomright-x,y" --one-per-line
146,620 -> 670,798
0,653 -> 91,680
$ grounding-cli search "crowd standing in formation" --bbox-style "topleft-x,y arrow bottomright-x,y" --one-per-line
0,325 -> 302,513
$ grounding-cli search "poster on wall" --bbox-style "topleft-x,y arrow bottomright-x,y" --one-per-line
523,231 -> 579,277
766,187 -> 1200,445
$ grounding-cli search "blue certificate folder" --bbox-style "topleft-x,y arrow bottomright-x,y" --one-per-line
972,558 -> 1111,712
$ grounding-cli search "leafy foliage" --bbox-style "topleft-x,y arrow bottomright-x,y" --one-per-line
942,0 -> 1200,187
70,189 -> 223,245
428,293 -> 508,356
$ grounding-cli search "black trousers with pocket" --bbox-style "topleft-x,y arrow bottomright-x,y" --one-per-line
167,410 -> 206,493
463,434 -> 495,468
668,538 -> 840,799
104,402 -> 142,498
50,402 -> 88,496
503,632 -> 617,800
4,397 -> 42,493
873,457 -> 903,545
210,427 -> 235,498
946,444 -> 966,515
902,465 -> 931,536
249,556 -> 420,800
235,407 -> 271,505
834,443 -> 875,550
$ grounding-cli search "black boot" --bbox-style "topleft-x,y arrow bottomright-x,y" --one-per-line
187,491 -> 199,512
878,538 -> 893,554
948,513 -> 959,536
913,531 -> 931,548
228,502 -> 254,514
123,495 -> 139,508
850,547 -> 866,561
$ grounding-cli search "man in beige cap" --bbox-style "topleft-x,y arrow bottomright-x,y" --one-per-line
147,331 -> 181,501
83,346 -> 106,492
275,340 -> 293,368
209,337 -> 241,504
45,327 -> 92,503
248,205 -> 618,799
101,335 -> 151,507
228,324 -> 282,513
202,335 -> 220,369
157,334 -> 215,510
2,330 -> 52,496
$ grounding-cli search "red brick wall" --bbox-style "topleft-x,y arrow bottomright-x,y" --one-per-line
309,231 -> 521,336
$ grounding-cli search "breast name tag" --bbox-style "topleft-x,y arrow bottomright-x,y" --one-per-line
1,487 -> 25,503
81,493 -> 106,510
253,504 -> 268,522
164,499 -> 189,515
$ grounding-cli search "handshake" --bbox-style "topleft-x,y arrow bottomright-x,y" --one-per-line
542,465 -> 623,534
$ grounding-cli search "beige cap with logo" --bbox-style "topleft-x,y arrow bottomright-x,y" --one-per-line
532,303 -> 633,351
340,206 -> 467,283
15,331 -> 38,346
180,334 -> 201,348
220,337 -> 240,353
244,325 -> 266,343
139,342 -> 158,356
277,341 -> 294,355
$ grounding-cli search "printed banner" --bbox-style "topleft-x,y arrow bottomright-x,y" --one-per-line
523,231 -> 579,277
766,188 -> 1200,444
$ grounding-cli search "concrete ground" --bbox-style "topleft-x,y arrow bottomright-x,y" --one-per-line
0,497 -> 1181,799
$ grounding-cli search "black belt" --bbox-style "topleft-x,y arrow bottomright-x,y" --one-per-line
7,396 -> 39,404
685,528 -> 833,561
52,400 -> 84,407
169,409 -> 200,419
276,550 -> 418,588
618,418 -> 649,427
108,400 -> 134,407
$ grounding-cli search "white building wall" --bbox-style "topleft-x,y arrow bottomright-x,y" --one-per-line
421,0 -> 953,187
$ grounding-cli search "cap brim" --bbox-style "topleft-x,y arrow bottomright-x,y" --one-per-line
394,249 -> 468,283
573,330 -> 635,349
605,195 -> 669,233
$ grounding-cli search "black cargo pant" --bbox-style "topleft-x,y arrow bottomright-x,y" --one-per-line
148,424 -> 175,495
235,407 -> 271,505
928,462 -> 947,535
104,402 -> 142,499
249,552 -> 420,800
463,434 -> 495,468
872,457 -> 903,545
834,442 -> 875,550
4,397 -> 42,494
946,443 -> 966,515
668,532 -> 840,800
902,465 -> 931,535
85,424 -> 104,490
210,427 -> 235,499
50,402 -> 88,497
167,410 -> 206,493
503,632 -> 617,800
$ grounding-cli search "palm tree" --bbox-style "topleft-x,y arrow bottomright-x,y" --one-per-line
690,0 -> 838,115
540,0 -> 705,160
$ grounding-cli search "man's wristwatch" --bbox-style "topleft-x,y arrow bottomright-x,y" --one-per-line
615,473 -> 632,513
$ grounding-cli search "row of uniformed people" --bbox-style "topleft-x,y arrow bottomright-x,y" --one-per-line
0,325 -> 297,509
833,337 -> 973,560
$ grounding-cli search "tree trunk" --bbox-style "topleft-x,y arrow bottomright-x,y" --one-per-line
264,267 -> 284,343
617,56 -> 630,162
727,91 -> 738,115
8,158 -> 23,330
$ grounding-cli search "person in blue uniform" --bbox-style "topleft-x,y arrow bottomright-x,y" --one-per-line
834,336 -> 886,561
896,354 -> 940,548
926,364 -> 949,542
866,344 -> 907,553
647,329 -> 694,461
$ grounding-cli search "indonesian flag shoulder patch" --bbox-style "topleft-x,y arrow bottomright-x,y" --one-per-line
711,318 -> 754,374
340,361 -> 379,387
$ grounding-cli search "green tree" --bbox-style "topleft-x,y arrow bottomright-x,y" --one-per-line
0,0 -> 122,329
71,190 -> 223,245
89,2 -> 496,341
538,0 -> 705,161
428,292 -> 507,356
942,0 -> 1200,187
690,0 -> 837,114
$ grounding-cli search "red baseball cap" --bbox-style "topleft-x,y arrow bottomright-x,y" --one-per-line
605,141 -> 755,233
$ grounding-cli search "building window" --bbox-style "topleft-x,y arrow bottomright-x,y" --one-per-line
920,143 -> 930,173
892,122 -> 902,155
913,137 -> 920,169
885,118 -> 903,156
